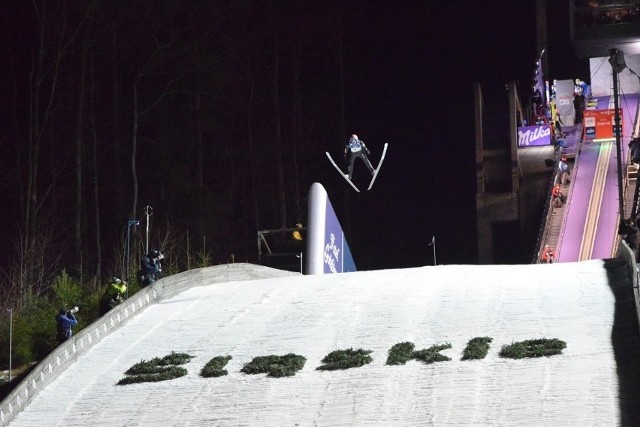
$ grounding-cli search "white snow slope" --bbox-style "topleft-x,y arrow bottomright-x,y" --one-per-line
8,260 -> 640,426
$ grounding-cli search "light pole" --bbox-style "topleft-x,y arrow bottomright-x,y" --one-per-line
626,67 -> 640,219
428,235 -> 437,265
144,206 -> 153,255
6,308 -> 12,382
296,252 -> 303,274
609,48 -> 626,233
126,220 -> 139,299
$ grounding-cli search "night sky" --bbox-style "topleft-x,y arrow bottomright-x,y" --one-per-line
0,1 -> 574,277
324,1 -> 544,269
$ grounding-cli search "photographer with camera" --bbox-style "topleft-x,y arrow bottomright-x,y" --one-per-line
139,249 -> 164,287
55,306 -> 78,344
99,277 -> 127,315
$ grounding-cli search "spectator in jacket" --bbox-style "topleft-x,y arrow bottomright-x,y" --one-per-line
99,277 -> 127,315
55,308 -> 78,344
558,157 -> 570,185
541,245 -> 556,264
552,184 -> 565,207
139,249 -> 164,287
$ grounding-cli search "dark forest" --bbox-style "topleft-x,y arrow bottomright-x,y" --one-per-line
0,1 -> 370,307
0,1 -> 546,314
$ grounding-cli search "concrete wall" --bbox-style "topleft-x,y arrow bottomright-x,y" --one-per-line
476,192 -> 520,264
618,241 -> 640,332
0,264 -> 299,427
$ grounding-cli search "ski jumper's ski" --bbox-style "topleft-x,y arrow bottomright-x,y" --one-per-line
326,152 -> 360,192
367,143 -> 388,190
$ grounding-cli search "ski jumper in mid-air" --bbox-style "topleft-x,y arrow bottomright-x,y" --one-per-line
326,133 -> 388,192
344,134 -> 375,179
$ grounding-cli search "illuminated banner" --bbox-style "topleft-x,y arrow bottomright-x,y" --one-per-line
307,183 -> 357,274
584,109 -> 622,140
517,125 -> 551,147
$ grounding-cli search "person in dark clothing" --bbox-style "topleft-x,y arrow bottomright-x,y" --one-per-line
138,249 -> 164,287
629,137 -> 640,164
554,116 -> 566,138
344,134 -> 375,180
573,93 -> 584,124
55,308 -> 78,344
531,88 -> 543,109
621,218 -> 638,254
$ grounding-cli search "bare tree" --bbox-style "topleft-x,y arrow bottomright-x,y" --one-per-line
271,6 -> 287,229
290,12 -> 303,223
129,30 -> 184,220
89,51 -> 102,287
21,1 -> 92,299
74,22 -> 90,275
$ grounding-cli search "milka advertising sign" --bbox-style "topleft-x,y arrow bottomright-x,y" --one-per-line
518,125 -> 551,147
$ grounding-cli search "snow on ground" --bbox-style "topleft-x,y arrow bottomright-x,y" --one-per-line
8,260 -> 640,426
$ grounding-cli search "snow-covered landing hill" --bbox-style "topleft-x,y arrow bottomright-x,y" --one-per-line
8,260 -> 640,426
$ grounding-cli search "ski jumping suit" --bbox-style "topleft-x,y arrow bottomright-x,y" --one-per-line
345,136 -> 374,179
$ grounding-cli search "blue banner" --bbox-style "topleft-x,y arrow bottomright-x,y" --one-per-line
323,200 -> 356,273
307,183 -> 357,274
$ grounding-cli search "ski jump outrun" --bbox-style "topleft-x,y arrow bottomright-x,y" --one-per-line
326,134 -> 388,192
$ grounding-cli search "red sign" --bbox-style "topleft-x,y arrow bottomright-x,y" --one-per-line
583,109 -> 622,140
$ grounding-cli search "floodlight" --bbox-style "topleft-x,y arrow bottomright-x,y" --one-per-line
609,48 -> 627,74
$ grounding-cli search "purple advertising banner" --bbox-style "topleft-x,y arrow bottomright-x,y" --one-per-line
518,125 -> 551,147
324,199 -> 343,273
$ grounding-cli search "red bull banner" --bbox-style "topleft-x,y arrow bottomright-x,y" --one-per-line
307,183 -> 357,274
584,109 -> 622,140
